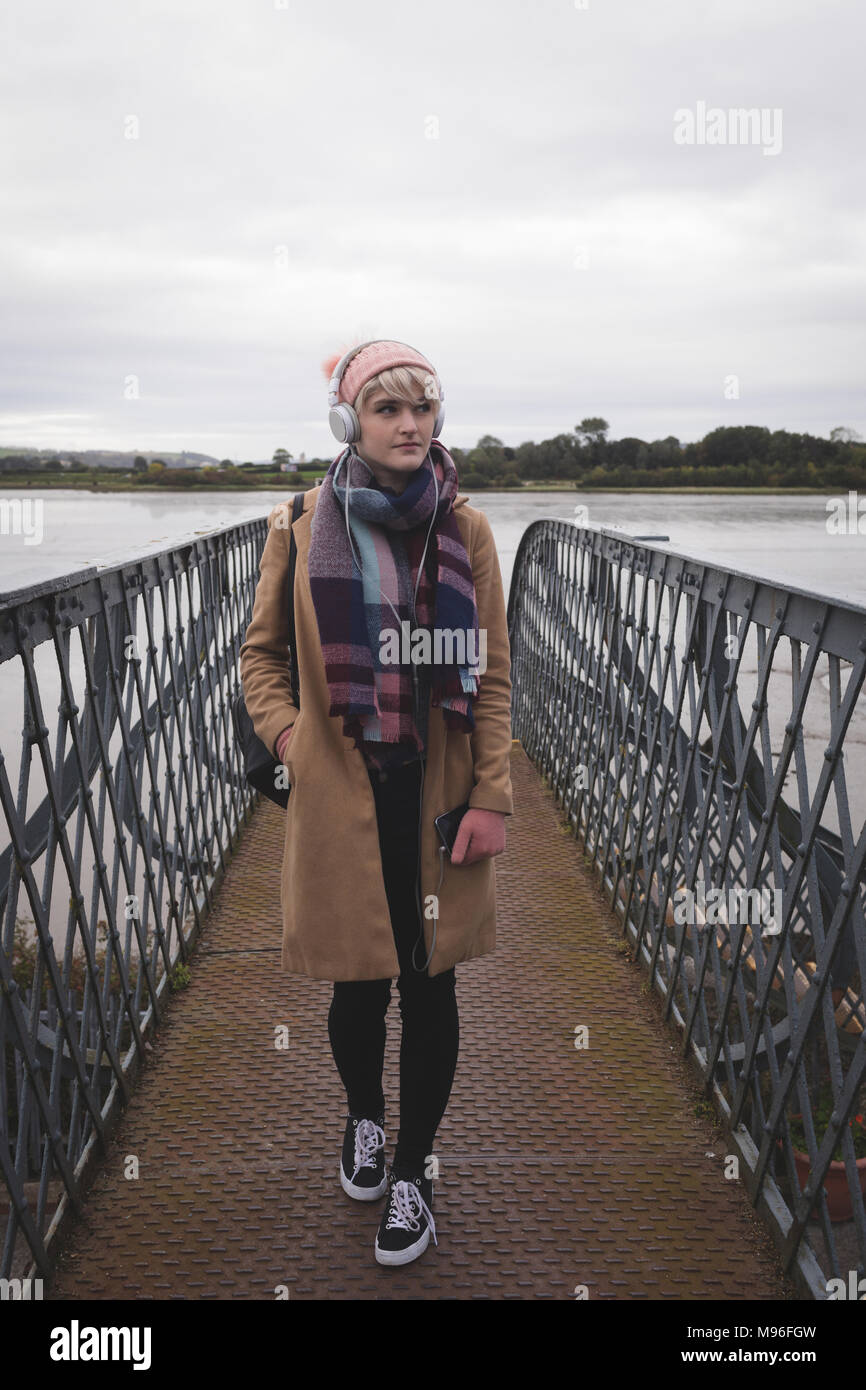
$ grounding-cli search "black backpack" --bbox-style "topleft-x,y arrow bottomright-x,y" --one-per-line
232,490 -> 305,809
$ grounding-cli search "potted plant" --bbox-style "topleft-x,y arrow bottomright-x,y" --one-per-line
785,1097 -> 866,1222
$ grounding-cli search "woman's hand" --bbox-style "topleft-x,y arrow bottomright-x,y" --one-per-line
450,808 -> 507,866
275,724 -> 294,763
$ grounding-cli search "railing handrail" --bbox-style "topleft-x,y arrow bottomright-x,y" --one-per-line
508,518 -> 866,653
0,512 -> 274,1283
507,516 -> 866,1301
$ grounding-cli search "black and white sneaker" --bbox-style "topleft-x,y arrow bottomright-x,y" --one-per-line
339,1114 -> 387,1200
374,1169 -> 438,1265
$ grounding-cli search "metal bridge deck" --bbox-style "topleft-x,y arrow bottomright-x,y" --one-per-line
46,745 -> 796,1301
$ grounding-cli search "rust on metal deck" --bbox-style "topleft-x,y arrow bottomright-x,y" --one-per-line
46,745 -> 795,1300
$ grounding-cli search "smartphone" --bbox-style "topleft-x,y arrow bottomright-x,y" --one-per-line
434,802 -> 471,856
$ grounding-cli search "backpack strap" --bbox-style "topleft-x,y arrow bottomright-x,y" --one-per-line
286,491 -> 305,708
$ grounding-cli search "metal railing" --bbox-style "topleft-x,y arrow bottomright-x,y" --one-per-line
0,518 -> 270,1281
507,519 -> 866,1299
4,508 -> 865,1298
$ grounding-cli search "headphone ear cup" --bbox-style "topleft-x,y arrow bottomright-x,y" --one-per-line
329,404 -> 360,443
432,405 -> 445,438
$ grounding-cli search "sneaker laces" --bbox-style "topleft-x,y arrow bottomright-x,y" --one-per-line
385,1179 -> 438,1246
351,1119 -> 385,1182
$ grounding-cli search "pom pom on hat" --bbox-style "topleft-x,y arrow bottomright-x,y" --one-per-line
321,351 -> 345,381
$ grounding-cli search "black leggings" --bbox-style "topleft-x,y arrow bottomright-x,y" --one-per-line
327,756 -> 459,1175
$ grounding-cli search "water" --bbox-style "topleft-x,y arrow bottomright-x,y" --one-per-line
1,487 -> 864,608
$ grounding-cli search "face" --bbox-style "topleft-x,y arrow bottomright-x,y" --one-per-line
354,385 -> 438,494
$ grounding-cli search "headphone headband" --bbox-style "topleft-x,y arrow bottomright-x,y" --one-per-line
327,338 -> 445,443
327,339 -> 381,407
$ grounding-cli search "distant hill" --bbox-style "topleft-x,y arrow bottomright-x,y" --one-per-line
0,448 -> 223,469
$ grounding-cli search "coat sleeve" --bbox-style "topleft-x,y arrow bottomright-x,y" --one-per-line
467,507 -> 514,816
239,503 -> 300,759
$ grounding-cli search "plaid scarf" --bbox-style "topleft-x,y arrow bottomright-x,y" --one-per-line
307,441 -> 481,770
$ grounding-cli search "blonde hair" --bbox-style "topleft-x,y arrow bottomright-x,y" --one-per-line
354,364 -> 440,413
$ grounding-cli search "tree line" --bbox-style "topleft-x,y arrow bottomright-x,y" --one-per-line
2,422 -> 864,489
450,420 -> 866,489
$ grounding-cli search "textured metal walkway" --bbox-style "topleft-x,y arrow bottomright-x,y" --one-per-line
46,744 -> 797,1300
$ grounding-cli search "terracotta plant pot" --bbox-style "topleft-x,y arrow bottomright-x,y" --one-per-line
791,1148 -> 866,1222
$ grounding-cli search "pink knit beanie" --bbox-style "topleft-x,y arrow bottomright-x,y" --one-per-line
326,340 -> 439,407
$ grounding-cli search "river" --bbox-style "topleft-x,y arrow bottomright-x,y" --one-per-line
1,487 -> 864,607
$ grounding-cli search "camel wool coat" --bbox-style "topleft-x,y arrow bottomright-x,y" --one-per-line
238,483 -> 514,982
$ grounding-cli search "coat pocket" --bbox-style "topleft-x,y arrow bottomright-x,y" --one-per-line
281,710 -> 300,775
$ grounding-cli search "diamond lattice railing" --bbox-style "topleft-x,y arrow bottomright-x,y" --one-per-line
0,518 -> 271,1282
507,520 -> 866,1299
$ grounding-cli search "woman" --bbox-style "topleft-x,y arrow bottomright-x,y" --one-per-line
239,339 -> 513,1267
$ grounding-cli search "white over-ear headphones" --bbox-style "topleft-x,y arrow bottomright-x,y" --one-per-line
327,339 -> 446,443
327,337 -> 443,621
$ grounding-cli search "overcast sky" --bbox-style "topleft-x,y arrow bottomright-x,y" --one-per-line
1,0 -> 863,463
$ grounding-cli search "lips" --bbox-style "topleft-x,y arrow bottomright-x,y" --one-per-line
396,444 -> 420,450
